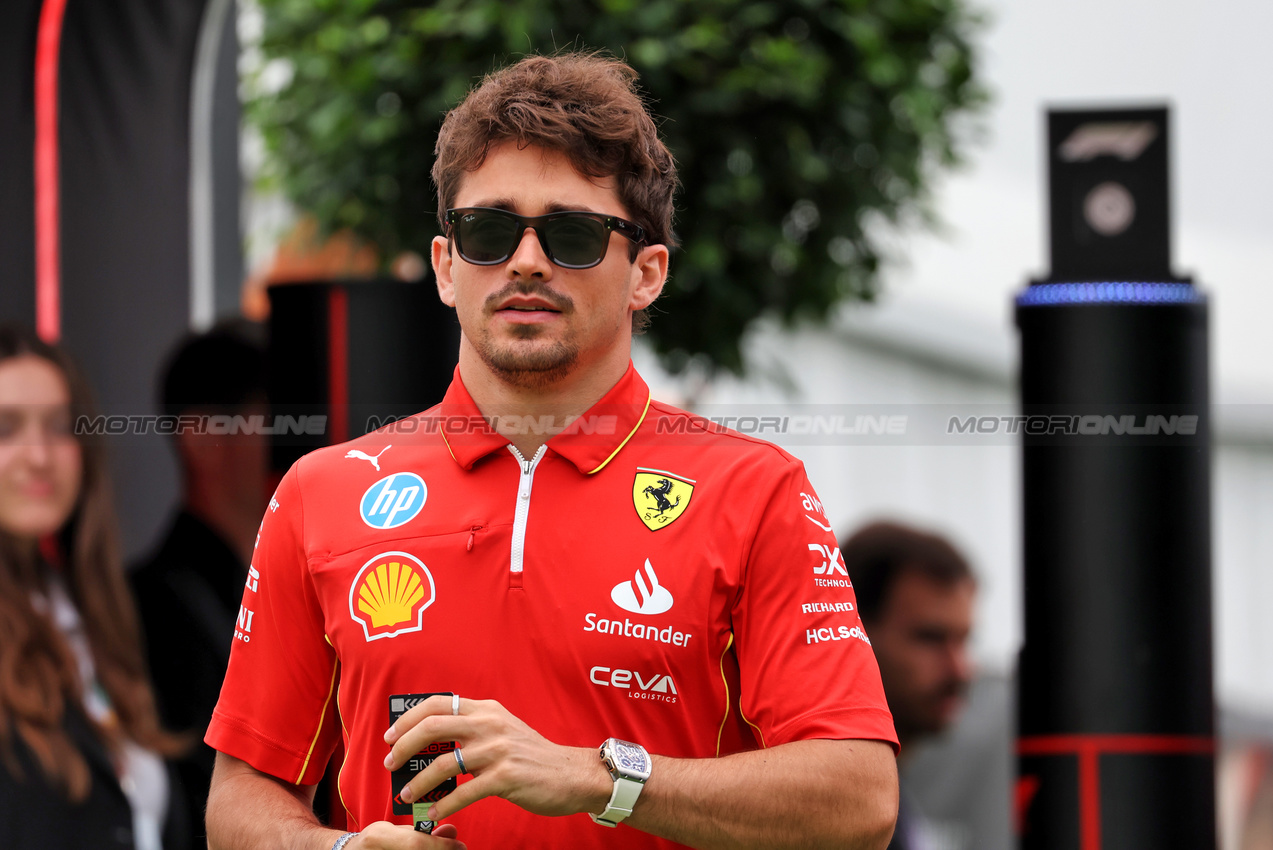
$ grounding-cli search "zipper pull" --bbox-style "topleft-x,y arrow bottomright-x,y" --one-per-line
467,525 -> 481,552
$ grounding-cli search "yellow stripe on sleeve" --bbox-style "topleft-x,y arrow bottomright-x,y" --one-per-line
295,654 -> 340,784
715,633 -> 734,757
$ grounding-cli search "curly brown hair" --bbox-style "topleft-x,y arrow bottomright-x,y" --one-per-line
432,52 -> 678,332
0,325 -> 183,802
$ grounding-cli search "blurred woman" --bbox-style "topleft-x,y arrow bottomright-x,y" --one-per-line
0,324 -> 186,849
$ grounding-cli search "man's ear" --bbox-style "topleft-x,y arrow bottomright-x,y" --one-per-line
630,243 -> 669,311
432,235 -> 456,307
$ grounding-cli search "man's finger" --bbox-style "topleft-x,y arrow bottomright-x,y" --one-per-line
384,694 -> 456,744
429,823 -> 460,841
385,716 -> 469,771
425,773 -> 500,823
397,746 -> 470,804
350,820 -> 465,848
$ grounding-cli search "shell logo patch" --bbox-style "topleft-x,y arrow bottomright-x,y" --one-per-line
348,551 -> 435,641
632,468 -> 695,531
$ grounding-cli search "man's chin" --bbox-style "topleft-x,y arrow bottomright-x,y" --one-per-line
479,341 -> 579,390
899,699 -> 966,740
929,699 -> 966,733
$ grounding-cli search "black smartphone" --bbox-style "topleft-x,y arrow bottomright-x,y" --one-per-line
389,692 -> 457,834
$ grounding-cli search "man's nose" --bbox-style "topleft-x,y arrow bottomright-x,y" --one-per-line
947,641 -> 974,685
507,226 -> 553,277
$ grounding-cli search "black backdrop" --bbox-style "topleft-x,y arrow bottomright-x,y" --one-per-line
0,0 -> 241,558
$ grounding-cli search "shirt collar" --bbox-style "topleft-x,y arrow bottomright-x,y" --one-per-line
439,363 -> 651,475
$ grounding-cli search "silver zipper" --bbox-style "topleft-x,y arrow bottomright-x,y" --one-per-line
507,444 -> 546,575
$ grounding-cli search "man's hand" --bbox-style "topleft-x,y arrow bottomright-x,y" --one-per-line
380,695 -> 896,849
206,752 -> 467,850
383,695 -> 610,822
348,822 -> 461,849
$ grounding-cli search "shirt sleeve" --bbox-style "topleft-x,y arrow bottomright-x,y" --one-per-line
204,461 -> 341,785
731,457 -> 899,753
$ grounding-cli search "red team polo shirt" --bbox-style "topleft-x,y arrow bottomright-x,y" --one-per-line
207,364 -> 897,848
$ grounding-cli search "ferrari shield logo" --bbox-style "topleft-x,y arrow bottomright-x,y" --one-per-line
632,468 -> 695,531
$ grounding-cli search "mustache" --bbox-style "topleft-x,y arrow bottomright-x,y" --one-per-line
931,676 -> 970,703
485,280 -> 574,313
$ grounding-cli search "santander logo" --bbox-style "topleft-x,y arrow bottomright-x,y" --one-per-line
611,559 -> 674,615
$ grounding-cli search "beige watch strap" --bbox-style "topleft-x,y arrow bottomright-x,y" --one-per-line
591,772 -> 644,827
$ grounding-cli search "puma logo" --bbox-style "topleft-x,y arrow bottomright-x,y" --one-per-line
345,445 -> 391,471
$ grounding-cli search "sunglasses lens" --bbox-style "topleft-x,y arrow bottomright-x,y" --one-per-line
457,211 -> 519,263
542,216 -> 607,268
450,209 -> 616,268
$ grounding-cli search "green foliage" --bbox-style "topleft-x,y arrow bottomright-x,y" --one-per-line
247,0 -> 986,374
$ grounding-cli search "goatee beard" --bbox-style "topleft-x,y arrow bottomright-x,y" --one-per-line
478,281 -> 578,389
478,332 -> 580,390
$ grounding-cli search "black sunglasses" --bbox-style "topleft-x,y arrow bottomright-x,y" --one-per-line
445,207 -> 646,270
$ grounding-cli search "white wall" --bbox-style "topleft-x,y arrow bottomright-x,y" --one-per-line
883,0 -> 1273,403
639,0 -> 1273,718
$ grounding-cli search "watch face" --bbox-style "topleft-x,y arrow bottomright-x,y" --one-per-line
612,740 -> 651,776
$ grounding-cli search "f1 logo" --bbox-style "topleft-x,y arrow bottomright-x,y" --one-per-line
808,543 -> 849,576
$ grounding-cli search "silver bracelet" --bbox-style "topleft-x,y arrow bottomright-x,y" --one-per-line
331,832 -> 358,850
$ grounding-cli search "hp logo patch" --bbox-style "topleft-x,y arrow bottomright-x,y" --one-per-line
360,472 -> 427,530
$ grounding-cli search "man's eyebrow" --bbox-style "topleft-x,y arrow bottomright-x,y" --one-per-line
469,197 -> 517,212
542,201 -> 603,214
467,198 -> 606,215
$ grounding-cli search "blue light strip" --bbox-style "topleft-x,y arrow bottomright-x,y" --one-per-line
1016,282 -> 1202,307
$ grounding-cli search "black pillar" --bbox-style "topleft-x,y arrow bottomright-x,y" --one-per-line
1015,108 -> 1215,850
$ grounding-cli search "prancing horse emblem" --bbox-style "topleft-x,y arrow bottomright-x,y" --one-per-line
643,479 -> 680,514
632,468 -> 695,531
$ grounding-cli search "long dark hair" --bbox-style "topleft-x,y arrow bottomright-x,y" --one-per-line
0,324 -> 183,801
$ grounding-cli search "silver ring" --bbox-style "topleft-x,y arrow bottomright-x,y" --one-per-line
451,693 -> 460,715
454,747 -> 469,775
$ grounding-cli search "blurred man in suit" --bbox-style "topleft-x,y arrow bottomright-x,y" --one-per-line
131,323 -> 269,849
842,521 -> 977,850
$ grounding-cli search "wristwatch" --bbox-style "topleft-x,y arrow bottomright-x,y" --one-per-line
590,738 -> 652,827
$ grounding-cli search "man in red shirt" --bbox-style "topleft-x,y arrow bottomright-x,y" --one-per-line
205,53 -> 898,850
